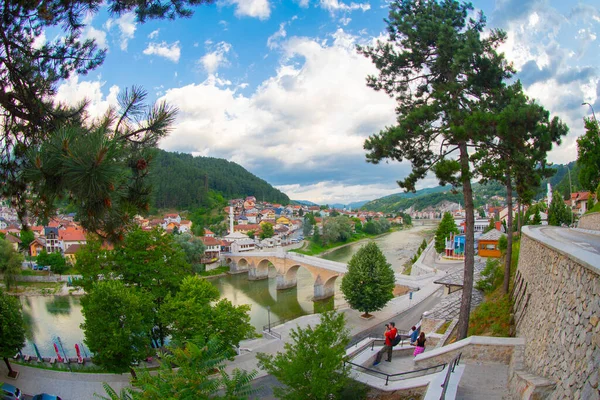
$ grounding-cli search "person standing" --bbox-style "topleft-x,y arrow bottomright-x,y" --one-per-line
409,325 -> 419,345
413,332 -> 426,357
373,322 -> 398,365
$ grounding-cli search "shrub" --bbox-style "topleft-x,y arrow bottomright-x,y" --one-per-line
475,258 -> 504,293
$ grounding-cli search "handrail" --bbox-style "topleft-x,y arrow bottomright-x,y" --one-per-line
439,352 -> 462,399
262,329 -> 281,340
345,359 -> 447,386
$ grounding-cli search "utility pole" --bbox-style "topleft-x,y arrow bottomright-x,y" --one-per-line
567,167 -> 574,227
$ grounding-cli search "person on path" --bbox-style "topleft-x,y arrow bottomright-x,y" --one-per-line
409,325 -> 419,345
373,322 -> 397,366
413,332 -> 426,357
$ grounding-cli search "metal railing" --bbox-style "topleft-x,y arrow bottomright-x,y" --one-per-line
344,358 -> 447,386
262,329 -> 281,340
439,352 -> 462,399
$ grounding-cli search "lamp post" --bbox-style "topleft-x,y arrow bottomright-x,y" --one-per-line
267,306 -> 271,332
582,102 -> 598,123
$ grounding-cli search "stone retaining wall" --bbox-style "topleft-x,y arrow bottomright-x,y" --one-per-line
577,212 -> 600,231
414,336 -> 522,369
515,229 -> 600,399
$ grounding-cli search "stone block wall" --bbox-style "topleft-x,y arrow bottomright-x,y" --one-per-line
515,232 -> 600,399
415,341 -> 516,369
577,212 -> 600,231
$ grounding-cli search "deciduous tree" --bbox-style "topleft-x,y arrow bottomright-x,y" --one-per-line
159,276 -> 254,348
341,242 -> 395,317
359,0 -> 513,339
257,311 -> 350,400
260,222 -> 274,239
0,238 -> 23,290
0,290 -> 26,377
172,233 -> 206,272
81,280 -> 153,374
577,118 -> 600,192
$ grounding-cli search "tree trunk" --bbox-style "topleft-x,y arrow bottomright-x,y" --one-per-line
130,366 -> 137,380
456,142 -> 475,341
504,175 -> 513,295
517,201 -> 522,235
3,357 -> 17,378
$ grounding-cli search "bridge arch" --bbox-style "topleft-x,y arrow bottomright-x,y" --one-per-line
248,258 -> 272,280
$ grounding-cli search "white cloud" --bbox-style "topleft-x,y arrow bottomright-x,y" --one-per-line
222,0 -> 271,20
83,26 -> 108,49
319,0 -> 370,14
297,0 -> 310,7
340,17 -> 351,25
32,31 -> 46,49
148,29 -> 160,39
277,181 -> 400,204
158,29 -> 397,193
105,12 -> 137,51
54,75 -> 120,120
199,42 -> 232,74
143,41 -> 181,63
267,23 -> 287,49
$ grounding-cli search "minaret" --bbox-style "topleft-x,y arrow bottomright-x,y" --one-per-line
229,206 -> 234,235
547,183 -> 552,207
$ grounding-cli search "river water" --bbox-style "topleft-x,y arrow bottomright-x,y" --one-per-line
19,227 -> 429,359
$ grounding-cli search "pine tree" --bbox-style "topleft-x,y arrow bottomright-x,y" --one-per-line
548,192 -> 572,226
358,0 -> 514,339
341,242 -> 395,317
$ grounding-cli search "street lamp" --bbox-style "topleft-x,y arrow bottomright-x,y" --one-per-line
582,102 -> 598,123
266,306 -> 271,332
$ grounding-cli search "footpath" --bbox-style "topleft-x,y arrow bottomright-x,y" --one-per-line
1,244 -> 457,399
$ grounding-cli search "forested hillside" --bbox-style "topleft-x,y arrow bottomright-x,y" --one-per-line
362,162 -> 580,213
149,150 -> 290,209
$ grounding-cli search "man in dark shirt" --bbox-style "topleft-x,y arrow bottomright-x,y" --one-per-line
373,322 -> 397,365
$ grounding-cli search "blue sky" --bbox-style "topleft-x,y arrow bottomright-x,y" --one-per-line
52,0 -> 600,204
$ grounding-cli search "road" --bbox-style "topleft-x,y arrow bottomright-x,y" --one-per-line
538,226 -> 600,254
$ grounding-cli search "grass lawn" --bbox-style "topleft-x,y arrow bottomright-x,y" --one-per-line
198,266 -> 230,277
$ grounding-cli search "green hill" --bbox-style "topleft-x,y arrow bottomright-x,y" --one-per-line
149,150 -> 290,210
362,162 -> 580,213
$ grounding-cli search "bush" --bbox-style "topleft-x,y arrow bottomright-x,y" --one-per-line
475,258 -> 504,293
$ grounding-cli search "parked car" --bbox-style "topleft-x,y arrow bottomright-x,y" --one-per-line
1,383 -> 22,400
32,394 -> 62,400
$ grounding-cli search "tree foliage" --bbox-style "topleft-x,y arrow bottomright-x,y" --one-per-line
322,216 -> 353,244
257,311 -> 350,400
77,227 -> 191,345
260,222 -> 274,239
0,0 -> 215,240
434,212 -> 459,254
150,150 -> 289,209
99,338 -> 257,400
0,290 -> 26,365
81,280 -> 153,373
173,233 -> 206,271
548,191 -> 572,226
0,238 -> 23,290
577,118 -> 600,192
36,250 -> 68,274
159,276 -> 254,348
341,242 -> 395,317
358,0 -> 527,339
19,229 -> 35,251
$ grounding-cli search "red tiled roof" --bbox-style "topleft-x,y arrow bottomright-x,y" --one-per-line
59,228 -> 86,242
64,244 -> 83,254
200,236 -> 222,246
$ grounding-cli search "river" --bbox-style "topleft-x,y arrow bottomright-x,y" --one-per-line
18,226 -> 431,359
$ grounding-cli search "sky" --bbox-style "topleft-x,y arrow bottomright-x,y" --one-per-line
51,0 -> 600,204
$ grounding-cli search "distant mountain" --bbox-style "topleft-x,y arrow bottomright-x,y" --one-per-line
149,150 -> 290,210
330,200 -> 370,210
291,200 -> 319,206
361,162 -> 578,213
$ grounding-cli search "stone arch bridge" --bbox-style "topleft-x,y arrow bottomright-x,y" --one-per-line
224,251 -> 422,301
224,251 -> 346,300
